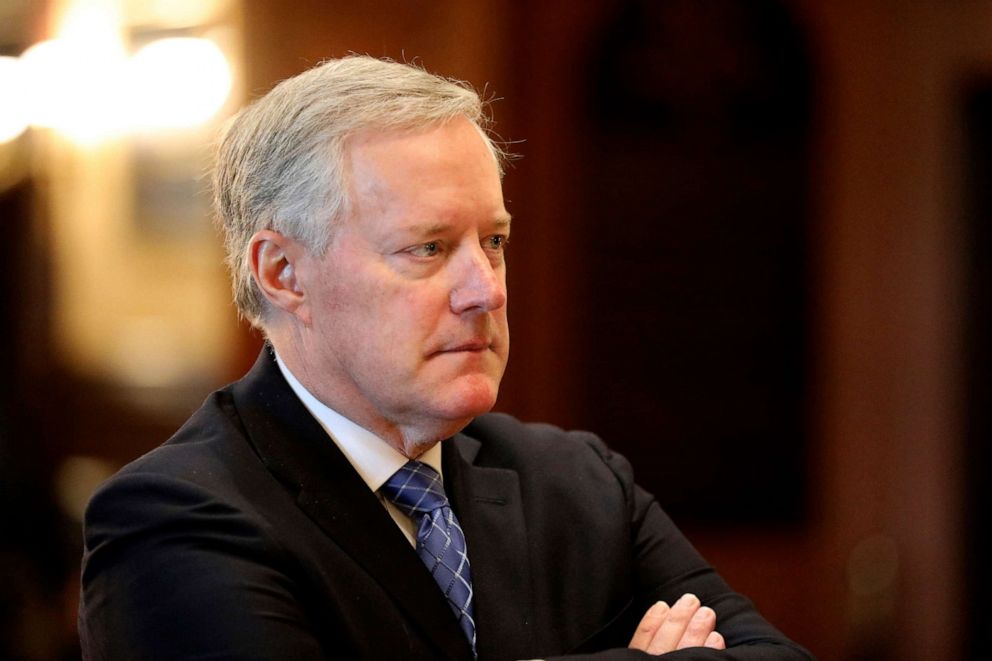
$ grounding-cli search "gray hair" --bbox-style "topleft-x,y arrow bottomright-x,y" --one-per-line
213,55 -> 504,328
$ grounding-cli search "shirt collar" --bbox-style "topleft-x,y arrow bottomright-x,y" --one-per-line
273,351 -> 442,492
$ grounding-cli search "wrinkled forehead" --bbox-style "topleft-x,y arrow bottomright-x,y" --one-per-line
343,116 -> 500,173
332,119 -> 508,243
344,118 -> 502,196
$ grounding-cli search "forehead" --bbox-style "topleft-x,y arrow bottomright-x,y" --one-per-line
348,118 -> 497,182
343,117 -> 506,225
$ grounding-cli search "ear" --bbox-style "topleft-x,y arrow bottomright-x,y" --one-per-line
248,229 -> 310,324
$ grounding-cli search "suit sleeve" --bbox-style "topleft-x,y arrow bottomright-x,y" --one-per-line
552,440 -> 815,661
79,471 -> 325,661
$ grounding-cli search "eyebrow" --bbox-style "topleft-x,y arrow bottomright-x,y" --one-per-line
404,215 -> 512,237
492,214 -> 512,231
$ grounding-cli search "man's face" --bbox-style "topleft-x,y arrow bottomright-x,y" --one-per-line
294,117 -> 510,452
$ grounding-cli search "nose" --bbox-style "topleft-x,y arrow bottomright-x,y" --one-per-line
449,245 -> 507,314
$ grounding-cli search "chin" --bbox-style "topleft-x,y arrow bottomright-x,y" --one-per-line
437,377 -> 500,422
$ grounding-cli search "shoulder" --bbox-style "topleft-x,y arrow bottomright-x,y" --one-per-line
460,412 -> 637,503
463,412 -> 629,466
83,387 -> 275,541
463,412 -> 612,458
111,387 -> 248,483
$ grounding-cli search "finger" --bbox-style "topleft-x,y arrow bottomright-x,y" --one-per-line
628,601 -> 669,651
676,606 -> 717,650
646,593 -> 700,654
704,631 -> 726,649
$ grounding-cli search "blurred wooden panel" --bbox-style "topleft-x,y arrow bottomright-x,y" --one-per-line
242,0 -> 509,97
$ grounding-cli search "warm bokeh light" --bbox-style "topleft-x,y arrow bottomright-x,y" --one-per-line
14,2 -> 232,143
59,0 -> 124,44
19,39 -> 74,130
20,1 -> 130,144
20,37 -> 129,144
0,56 -> 29,143
129,0 -> 234,29
128,37 -> 233,130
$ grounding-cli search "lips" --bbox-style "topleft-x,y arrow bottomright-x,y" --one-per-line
444,339 -> 490,352
432,339 -> 491,355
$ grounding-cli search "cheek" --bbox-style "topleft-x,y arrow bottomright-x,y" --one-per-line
321,264 -> 387,322
318,258 -> 451,344
381,272 -> 450,323
343,282 -> 445,357
397,286 -> 446,323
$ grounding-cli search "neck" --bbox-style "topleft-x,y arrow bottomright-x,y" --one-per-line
267,328 -> 461,458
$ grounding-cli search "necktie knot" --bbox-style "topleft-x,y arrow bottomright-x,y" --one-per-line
381,460 -> 449,518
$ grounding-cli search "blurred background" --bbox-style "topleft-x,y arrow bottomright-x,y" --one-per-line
0,0 -> 986,659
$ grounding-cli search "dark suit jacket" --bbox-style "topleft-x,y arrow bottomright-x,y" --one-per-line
79,349 -> 813,660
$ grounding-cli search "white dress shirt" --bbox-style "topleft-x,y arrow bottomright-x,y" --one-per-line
274,352 -> 442,547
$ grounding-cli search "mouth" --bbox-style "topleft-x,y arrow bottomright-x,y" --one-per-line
434,339 -> 491,355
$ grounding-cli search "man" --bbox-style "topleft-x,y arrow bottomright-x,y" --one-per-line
79,56 -> 813,660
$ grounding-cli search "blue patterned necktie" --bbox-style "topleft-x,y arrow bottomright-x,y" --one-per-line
381,460 -> 477,656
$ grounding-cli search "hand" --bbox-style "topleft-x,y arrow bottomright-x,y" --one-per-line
628,593 -> 725,654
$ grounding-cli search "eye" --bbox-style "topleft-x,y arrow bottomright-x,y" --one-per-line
485,234 -> 509,251
407,241 -> 441,258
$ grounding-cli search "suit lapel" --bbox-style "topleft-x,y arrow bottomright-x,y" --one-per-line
230,349 -> 473,660
444,435 -> 537,660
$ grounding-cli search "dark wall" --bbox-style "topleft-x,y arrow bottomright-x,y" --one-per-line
574,0 -> 812,524
962,83 -> 992,661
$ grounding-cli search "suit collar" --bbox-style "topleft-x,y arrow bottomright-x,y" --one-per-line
445,434 -> 537,659
230,348 -> 474,660
271,348 -> 443,493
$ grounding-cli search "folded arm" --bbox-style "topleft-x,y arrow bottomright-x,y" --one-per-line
544,435 -> 815,660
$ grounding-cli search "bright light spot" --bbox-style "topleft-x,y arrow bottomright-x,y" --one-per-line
15,1 -> 233,143
59,1 -> 124,45
139,0 -> 231,28
129,38 -> 232,129
20,40 -> 75,129
20,34 -> 128,144
0,57 -> 29,143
